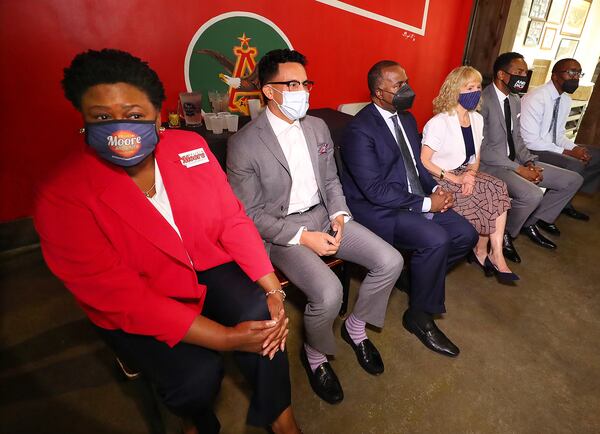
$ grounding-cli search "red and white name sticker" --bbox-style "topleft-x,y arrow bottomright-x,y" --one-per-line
178,148 -> 209,168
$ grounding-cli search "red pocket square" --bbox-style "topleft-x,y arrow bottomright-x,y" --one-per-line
318,143 -> 331,154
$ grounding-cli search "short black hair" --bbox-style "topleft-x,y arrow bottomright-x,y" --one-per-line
258,49 -> 306,87
62,48 -> 165,111
367,60 -> 399,96
552,58 -> 579,73
493,52 -> 524,77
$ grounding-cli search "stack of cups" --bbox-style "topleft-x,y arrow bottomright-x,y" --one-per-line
248,99 -> 264,120
211,115 -> 224,134
219,93 -> 230,112
202,112 -> 239,134
203,113 -> 216,132
224,114 -> 239,132
208,91 -> 220,113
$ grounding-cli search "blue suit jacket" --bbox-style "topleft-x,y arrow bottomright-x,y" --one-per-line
340,103 -> 437,244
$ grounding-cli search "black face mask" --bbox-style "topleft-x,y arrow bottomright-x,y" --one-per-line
501,71 -> 529,94
561,79 -> 579,94
379,84 -> 416,112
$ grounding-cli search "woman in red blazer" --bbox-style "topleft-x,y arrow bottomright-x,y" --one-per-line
34,49 -> 300,434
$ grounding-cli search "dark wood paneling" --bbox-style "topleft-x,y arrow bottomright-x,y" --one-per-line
576,84 -> 600,146
463,0 -> 514,84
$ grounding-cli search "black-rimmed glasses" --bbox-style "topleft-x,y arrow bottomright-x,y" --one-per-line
557,70 -> 585,78
266,80 -> 314,92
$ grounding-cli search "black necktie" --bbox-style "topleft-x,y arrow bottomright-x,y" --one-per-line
391,115 -> 425,196
504,97 -> 516,161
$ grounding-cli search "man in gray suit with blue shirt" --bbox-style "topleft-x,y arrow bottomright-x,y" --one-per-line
227,49 -> 402,405
479,52 -> 583,263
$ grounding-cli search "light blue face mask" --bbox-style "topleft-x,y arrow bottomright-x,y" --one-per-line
269,87 -> 310,121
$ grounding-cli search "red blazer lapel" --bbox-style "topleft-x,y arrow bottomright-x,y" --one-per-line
155,145 -> 198,251
86,150 -> 192,268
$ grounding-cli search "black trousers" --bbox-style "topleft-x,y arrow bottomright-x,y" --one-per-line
96,262 -> 291,434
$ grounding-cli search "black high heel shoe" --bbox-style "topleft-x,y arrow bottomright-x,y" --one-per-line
467,251 -> 494,277
485,257 -> 520,282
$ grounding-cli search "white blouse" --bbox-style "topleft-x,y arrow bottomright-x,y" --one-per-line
422,110 -> 484,171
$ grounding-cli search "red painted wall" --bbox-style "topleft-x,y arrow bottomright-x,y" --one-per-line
0,0 -> 473,221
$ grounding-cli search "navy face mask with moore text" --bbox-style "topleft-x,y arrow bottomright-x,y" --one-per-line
84,120 -> 159,167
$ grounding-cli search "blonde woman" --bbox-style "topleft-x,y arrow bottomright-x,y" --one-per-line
421,66 -> 517,282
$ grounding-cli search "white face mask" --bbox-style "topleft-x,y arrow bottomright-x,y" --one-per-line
269,86 -> 310,121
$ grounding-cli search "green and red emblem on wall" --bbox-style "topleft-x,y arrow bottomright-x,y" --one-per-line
185,12 -> 293,116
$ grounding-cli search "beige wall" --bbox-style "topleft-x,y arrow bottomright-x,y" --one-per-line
510,0 -> 600,85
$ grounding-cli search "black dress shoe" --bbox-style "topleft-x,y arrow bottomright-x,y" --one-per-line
300,349 -> 343,404
402,310 -> 460,357
502,233 -> 521,263
561,206 -> 590,221
484,257 -> 520,283
536,220 -> 560,236
467,250 -> 494,277
341,321 -> 384,375
520,224 -> 557,249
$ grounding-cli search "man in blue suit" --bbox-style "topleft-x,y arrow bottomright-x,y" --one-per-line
340,60 -> 478,357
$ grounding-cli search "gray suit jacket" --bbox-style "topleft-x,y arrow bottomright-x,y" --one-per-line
480,84 -> 538,170
227,111 -> 350,250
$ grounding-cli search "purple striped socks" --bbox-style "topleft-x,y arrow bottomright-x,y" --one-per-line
304,343 -> 327,372
345,313 -> 367,344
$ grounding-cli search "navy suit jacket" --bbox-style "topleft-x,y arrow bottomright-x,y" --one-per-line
340,103 -> 437,244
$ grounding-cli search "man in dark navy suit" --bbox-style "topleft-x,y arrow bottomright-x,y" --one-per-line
340,60 -> 478,357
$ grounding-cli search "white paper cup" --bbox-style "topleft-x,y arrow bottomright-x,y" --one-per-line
225,114 -> 239,132
203,113 -> 216,130
211,116 -> 224,134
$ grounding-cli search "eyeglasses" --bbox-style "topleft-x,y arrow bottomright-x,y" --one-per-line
266,80 -> 314,92
557,70 -> 585,78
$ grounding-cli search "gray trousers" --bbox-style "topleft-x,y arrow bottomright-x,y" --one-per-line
480,162 -> 583,238
269,204 -> 403,355
532,147 -> 600,194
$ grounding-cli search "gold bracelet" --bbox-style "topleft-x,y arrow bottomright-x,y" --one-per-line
265,288 -> 286,300
440,169 -> 445,180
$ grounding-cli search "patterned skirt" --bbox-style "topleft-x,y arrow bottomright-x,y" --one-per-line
434,168 -> 511,235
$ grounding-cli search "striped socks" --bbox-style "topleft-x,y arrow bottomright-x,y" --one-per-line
345,313 -> 367,344
304,343 -> 328,372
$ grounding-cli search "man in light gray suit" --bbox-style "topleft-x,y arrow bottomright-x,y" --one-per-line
227,49 -> 402,405
480,52 -> 583,263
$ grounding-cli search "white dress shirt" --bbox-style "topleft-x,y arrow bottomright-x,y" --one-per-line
520,80 -> 576,153
493,83 -> 515,157
266,107 -> 320,214
373,103 -> 432,212
266,107 -> 348,245
146,161 -> 193,265
147,161 -> 181,237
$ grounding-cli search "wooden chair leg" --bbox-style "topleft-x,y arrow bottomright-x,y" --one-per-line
339,262 -> 351,317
